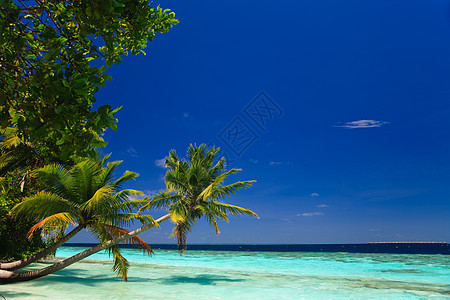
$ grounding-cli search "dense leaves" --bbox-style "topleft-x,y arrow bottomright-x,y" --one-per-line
0,128 -> 47,261
0,0 -> 178,159
0,185 -> 46,261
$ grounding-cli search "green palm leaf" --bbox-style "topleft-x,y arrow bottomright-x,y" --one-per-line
12,191 -> 78,221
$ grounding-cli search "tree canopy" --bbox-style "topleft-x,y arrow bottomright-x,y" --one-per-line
0,0 -> 177,261
141,144 -> 259,252
0,0 -> 178,160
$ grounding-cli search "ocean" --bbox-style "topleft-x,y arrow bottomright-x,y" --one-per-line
1,244 -> 449,299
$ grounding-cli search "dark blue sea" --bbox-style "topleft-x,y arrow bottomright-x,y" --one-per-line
64,242 -> 449,255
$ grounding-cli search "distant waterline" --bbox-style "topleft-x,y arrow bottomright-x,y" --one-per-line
64,242 -> 450,255
1,246 -> 449,299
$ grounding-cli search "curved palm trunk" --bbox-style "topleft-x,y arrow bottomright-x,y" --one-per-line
0,214 -> 170,283
0,225 -> 84,271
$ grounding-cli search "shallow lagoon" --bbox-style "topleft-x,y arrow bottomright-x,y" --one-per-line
1,247 -> 449,299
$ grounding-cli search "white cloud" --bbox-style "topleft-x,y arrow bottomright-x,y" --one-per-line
297,212 -> 324,217
269,161 -> 282,166
249,158 -> 258,164
335,120 -> 389,129
316,204 -> 329,208
310,193 -> 319,197
183,112 -> 190,118
127,147 -> 138,158
155,158 -> 166,168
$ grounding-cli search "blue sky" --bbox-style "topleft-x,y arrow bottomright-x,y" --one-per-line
72,0 -> 450,244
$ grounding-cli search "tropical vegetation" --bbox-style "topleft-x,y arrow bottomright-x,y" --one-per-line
0,144 -> 257,283
140,144 -> 258,253
1,0 -> 178,159
0,0 -> 178,260
0,0 -> 259,286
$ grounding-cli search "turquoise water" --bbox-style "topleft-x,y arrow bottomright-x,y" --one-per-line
1,246 -> 449,299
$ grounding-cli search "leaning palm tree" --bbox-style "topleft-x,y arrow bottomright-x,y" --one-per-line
0,155 -> 155,280
0,144 -> 257,283
140,143 -> 259,252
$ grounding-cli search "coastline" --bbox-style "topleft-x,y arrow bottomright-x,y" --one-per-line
63,242 -> 450,255
2,247 -> 449,299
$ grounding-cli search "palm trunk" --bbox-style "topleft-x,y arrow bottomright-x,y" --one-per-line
0,214 -> 170,283
0,225 -> 84,271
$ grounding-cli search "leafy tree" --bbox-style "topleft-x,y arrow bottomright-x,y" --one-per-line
0,155 -> 154,279
0,0 -> 178,262
0,144 -> 258,283
0,127 -> 47,261
0,0 -> 178,160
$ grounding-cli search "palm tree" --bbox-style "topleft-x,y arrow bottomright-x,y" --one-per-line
0,155 -> 155,280
140,143 -> 258,252
0,144 -> 257,283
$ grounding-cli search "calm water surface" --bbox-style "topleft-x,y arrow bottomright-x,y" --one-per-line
1,246 -> 449,299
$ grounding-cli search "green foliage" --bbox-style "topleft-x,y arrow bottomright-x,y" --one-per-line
0,0 -> 178,159
0,183 -> 46,261
140,144 -> 258,253
12,155 -> 155,280
0,128 -> 48,260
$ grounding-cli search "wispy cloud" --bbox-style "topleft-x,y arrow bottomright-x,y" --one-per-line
297,212 -> 324,217
249,158 -> 258,164
127,147 -> 138,158
269,161 -> 282,166
155,158 -> 166,168
310,193 -> 319,197
335,120 -> 389,129
183,112 -> 191,119
316,204 -> 329,208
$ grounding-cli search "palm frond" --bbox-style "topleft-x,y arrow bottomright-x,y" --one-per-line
96,213 -> 158,229
199,201 -> 259,219
210,180 -> 256,200
169,199 -> 189,222
111,170 -> 139,190
164,149 -> 179,170
98,153 -> 112,167
27,212 -> 76,239
171,219 -> 195,254
113,196 -> 148,213
165,169 -> 189,194
139,192 -> 182,212
208,157 -> 226,180
0,127 -> 31,149
68,159 -> 101,203
110,245 -> 130,281
12,191 -> 78,221
95,160 -> 122,190
79,185 -> 116,214
112,189 -> 144,202
33,163 -> 73,200
100,223 -> 153,255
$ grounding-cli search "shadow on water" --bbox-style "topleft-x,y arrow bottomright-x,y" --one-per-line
155,274 -> 246,286
0,291 -> 34,299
